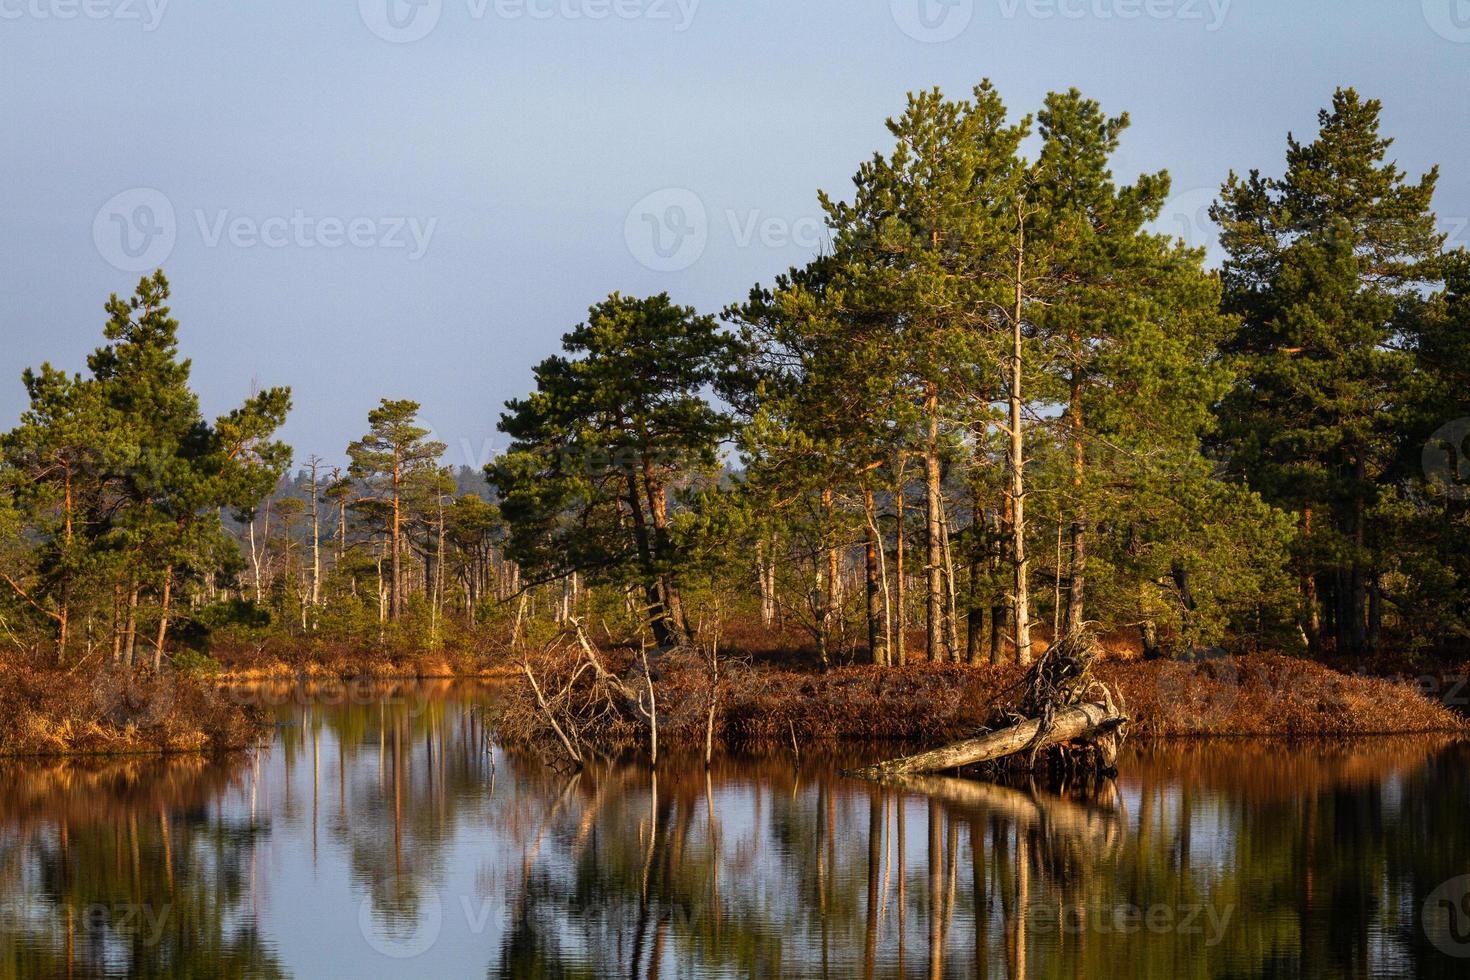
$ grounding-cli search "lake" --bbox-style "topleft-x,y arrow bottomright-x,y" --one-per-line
1,680 -> 1467,978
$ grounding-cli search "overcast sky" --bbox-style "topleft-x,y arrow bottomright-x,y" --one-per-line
3,0 -> 1467,471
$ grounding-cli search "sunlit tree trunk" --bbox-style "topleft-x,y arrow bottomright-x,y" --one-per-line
123,578 -> 139,668
152,565 -> 173,671
895,474 -> 907,666
1008,208 -> 1033,666
825,488 -> 841,667
625,470 -> 672,647
966,483 -> 987,666
1066,370 -> 1087,635
863,488 -> 890,666
939,502 -> 960,661
924,391 -> 946,662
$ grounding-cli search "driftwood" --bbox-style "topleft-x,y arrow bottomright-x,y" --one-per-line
847,702 -> 1126,779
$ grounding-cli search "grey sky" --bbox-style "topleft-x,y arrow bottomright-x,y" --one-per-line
2,0 -> 1467,471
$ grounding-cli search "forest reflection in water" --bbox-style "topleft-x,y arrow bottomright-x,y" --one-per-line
0,680 -> 1467,979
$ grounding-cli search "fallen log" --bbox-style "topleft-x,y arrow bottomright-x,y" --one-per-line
846,701 -> 1126,779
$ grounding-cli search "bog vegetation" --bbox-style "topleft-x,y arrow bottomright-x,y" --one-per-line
2,83 -> 1467,754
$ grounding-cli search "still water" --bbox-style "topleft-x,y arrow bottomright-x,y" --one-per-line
1,680 -> 1467,979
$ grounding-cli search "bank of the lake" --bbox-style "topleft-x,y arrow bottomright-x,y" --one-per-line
6,648 -> 1464,759
0,659 -> 259,757
480,649 -> 1470,752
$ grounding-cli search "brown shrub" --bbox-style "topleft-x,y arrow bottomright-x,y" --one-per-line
1100,655 -> 1468,737
497,647 -> 1466,757
0,659 -> 261,756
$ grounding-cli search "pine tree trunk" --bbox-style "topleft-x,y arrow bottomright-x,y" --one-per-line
311,483 -> 321,609
1008,216 -> 1033,666
249,517 -> 263,603
123,580 -> 139,668
390,454 -> 403,620
153,565 -> 173,671
966,469 -> 987,666
57,591 -> 69,667
757,539 -> 775,627
864,488 -> 887,666
376,546 -> 387,625
990,505 -> 1009,665
924,393 -> 946,663
1140,619 -> 1161,660
1349,457 -> 1368,654
895,477 -> 907,667
966,526 -> 986,665
1301,507 -> 1320,652
433,493 -> 446,645
641,455 -> 687,644
939,500 -> 960,662
57,471 -> 73,665
112,585 -> 123,664
1066,379 -> 1086,635
819,487 -> 838,668
625,470 -> 672,647
1368,574 -> 1382,651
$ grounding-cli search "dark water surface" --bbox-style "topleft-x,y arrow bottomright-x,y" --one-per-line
1,680 -> 1468,979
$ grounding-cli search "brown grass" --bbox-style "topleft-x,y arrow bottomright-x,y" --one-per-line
1101,655 -> 1467,736
496,647 -> 1467,757
0,660 -> 261,757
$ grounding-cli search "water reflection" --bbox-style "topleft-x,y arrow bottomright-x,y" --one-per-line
0,682 -> 1466,978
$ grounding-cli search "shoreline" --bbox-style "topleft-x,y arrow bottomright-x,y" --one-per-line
5,651 -> 1464,760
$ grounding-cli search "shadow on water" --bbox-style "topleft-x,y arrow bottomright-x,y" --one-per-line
0,681 -> 1467,978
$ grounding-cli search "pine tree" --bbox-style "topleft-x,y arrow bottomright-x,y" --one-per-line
347,399 -> 446,621
1029,89 -> 1241,641
818,82 -> 1027,662
2,272 -> 291,665
0,367 -> 119,661
488,293 -> 738,647
1213,89 -> 1445,655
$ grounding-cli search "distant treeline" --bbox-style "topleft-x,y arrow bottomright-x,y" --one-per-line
2,82 -> 1467,672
